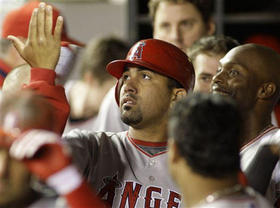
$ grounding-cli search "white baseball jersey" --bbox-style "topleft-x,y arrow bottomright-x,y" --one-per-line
193,187 -> 272,208
240,126 -> 280,206
64,130 -> 181,208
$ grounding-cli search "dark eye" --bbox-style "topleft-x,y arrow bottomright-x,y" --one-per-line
181,20 -> 193,29
229,69 -> 239,77
200,76 -> 212,83
143,73 -> 151,80
122,74 -> 130,81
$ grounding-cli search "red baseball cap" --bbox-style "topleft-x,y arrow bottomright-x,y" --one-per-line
106,38 -> 195,103
1,0 -> 84,47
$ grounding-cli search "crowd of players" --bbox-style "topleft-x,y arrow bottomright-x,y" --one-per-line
1,0 -> 280,208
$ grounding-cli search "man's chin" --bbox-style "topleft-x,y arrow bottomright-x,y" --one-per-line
121,114 -> 142,126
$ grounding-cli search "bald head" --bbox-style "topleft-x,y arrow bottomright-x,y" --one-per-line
219,44 -> 280,102
2,64 -> 31,99
212,43 -> 280,111
224,44 -> 280,85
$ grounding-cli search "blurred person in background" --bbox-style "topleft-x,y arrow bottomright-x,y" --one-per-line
63,36 -> 129,134
187,35 -> 239,93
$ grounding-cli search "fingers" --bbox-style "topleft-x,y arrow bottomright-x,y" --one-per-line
7,35 -> 25,54
28,8 -> 38,43
54,16 -> 63,42
45,5 -> 53,37
37,2 -> 46,42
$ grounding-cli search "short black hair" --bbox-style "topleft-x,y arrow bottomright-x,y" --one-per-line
168,93 -> 241,178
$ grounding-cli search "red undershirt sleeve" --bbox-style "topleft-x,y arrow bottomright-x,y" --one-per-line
22,68 -> 70,134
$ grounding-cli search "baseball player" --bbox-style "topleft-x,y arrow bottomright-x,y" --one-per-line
94,0 -> 216,133
8,3 -> 195,207
168,93 -> 272,208
211,43 -> 280,207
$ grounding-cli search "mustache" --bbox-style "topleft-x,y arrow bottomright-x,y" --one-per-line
123,93 -> 137,100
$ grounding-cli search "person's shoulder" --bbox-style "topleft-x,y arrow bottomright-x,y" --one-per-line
260,126 -> 280,144
63,129 -> 127,141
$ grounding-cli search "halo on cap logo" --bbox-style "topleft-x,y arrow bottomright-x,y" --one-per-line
128,42 -> 146,61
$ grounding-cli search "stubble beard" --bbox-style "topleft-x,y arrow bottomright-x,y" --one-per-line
120,106 -> 143,126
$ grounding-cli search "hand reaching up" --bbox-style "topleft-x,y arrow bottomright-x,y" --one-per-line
8,2 -> 63,70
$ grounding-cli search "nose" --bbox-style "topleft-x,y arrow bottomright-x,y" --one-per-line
123,77 -> 137,95
169,26 -> 182,46
212,70 -> 225,85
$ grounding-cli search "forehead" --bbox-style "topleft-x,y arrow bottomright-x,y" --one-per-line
194,53 -> 223,74
124,66 -> 152,72
219,47 -> 250,69
155,1 -> 202,21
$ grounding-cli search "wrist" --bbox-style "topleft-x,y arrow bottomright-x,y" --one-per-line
46,165 -> 82,195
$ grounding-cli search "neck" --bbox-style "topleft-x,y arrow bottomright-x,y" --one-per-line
241,107 -> 272,146
128,120 -> 168,142
180,174 -> 238,208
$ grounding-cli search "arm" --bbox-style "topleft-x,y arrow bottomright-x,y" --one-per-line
10,129 -> 106,208
8,3 -> 69,134
245,144 -> 279,195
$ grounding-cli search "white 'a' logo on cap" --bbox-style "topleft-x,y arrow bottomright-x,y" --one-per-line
128,42 -> 146,61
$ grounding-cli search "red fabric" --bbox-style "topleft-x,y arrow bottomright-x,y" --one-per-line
238,171 -> 248,186
64,180 -> 108,208
1,0 -> 84,47
0,58 -> 12,87
274,104 -> 280,127
245,34 -> 280,54
24,143 -> 71,180
23,68 -> 70,134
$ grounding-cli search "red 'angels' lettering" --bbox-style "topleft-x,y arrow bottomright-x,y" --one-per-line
120,182 -> 142,208
98,173 -> 122,206
119,181 -> 181,208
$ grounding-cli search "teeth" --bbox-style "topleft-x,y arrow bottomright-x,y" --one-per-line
127,100 -> 133,104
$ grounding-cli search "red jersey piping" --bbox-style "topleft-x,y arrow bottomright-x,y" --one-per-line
126,133 -> 167,158
240,126 -> 278,151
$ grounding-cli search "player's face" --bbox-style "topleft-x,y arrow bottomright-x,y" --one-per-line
0,148 -> 32,207
211,48 -> 259,110
153,1 -> 214,52
193,53 -> 224,93
119,67 -> 173,128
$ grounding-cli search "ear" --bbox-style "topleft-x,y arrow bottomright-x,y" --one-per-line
257,82 -> 277,99
170,88 -> 187,108
206,18 -> 216,35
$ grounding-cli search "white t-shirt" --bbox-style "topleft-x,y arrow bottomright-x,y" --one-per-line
194,187 -> 272,208
240,126 -> 280,205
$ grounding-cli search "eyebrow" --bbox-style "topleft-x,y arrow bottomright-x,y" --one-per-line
124,66 -> 151,72
199,73 -> 213,76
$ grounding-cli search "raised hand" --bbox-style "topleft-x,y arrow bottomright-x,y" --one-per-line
8,2 -> 63,70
